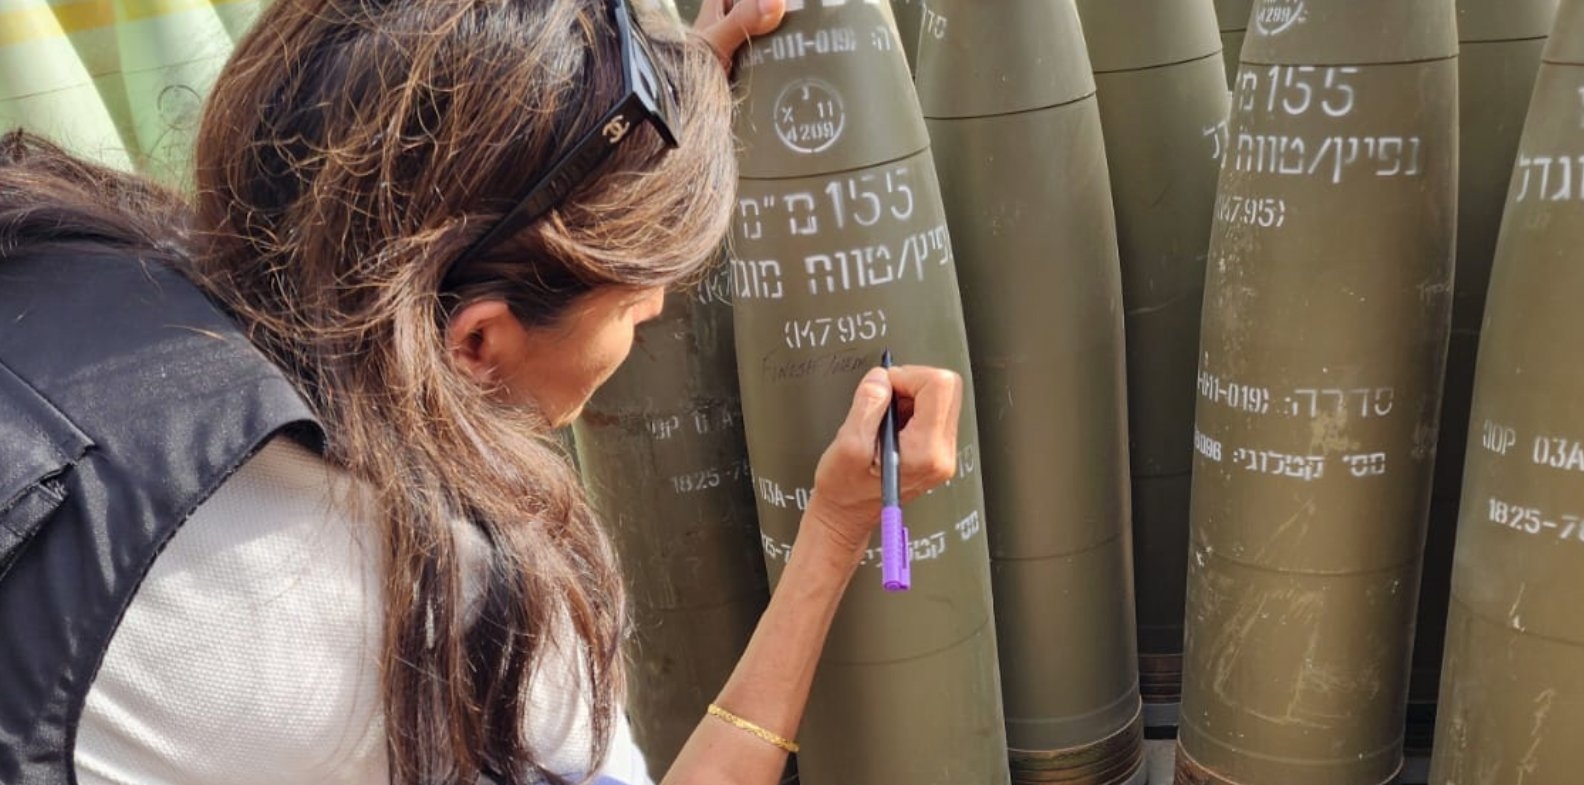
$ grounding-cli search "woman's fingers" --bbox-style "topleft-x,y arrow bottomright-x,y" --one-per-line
693,0 -> 786,68
806,364 -> 962,548
887,365 -> 963,497
834,366 -> 892,469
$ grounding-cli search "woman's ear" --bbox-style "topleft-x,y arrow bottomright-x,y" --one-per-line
445,299 -> 523,386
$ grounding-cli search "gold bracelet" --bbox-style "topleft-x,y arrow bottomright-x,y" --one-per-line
706,703 -> 800,753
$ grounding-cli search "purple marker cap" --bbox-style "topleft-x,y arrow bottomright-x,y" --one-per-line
881,507 -> 909,591
897,525 -> 911,588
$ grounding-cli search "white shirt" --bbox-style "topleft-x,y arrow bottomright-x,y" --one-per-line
73,437 -> 652,785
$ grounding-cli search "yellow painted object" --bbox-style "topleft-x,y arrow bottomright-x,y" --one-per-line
47,0 -> 138,159
0,0 -> 132,169
114,0 -> 232,186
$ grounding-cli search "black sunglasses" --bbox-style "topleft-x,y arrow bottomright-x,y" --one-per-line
442,0 -> 681,289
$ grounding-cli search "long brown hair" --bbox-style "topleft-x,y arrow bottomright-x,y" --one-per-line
0,133 -> 189,260
0,0 -> 736,781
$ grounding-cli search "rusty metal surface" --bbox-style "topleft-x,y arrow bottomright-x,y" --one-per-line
1138,653 -> 1185,706
1009,709 -> 1147,785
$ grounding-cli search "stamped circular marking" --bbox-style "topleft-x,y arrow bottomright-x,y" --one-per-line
1253,0 -> 1307,37
773,78 -> 845,155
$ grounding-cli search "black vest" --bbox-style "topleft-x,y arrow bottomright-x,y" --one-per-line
0,249 -> 322,784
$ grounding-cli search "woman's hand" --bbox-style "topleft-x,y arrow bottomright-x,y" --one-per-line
692,0 -> 787,68
805,364 -> 965,561
662,363 -> 963,784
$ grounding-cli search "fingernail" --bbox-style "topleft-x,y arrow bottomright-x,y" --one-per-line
862,367 -> 887,385
757,0 -> 778,20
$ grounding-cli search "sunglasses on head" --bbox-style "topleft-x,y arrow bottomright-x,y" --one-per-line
442,0 -> 681,289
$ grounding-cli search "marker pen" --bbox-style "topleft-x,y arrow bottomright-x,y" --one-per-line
880,349 -> 910,592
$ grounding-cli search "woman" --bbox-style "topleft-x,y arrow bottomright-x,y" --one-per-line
0,0 -> 964,784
